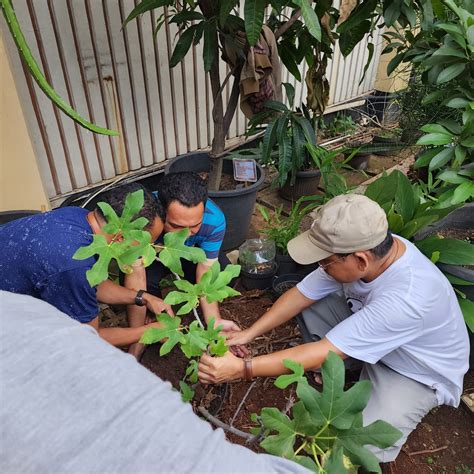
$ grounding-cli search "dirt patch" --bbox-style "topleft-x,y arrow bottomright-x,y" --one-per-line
139,289 -> 473,472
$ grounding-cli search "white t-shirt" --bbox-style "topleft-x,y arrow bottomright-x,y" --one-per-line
297,236 -> 469,407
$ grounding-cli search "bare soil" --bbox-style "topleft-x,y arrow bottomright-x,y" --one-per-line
138,289 -> 474,473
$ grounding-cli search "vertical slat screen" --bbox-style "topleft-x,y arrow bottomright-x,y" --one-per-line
2,1 -> 385,202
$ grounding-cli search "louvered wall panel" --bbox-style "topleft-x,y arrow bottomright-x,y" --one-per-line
2,1 -> 385,202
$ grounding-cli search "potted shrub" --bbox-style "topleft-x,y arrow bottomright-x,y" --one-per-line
258,195 -> 321,276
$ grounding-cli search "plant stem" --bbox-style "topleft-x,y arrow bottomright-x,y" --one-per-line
173,273 -> 205,328
294,441 -> 308,456
312,444 -> 323,470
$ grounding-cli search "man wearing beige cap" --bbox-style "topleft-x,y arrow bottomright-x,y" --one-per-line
198,194 -> 469,462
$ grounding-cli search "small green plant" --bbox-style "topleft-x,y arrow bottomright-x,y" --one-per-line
259,196 -> 321,255
324,112 -> 357,137
73,189 -> 242,401
252,353 -> 402,473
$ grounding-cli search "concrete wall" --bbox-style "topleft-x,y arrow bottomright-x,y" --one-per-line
0,35 -> 49,212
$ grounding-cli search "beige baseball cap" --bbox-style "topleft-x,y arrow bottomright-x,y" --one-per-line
287,194 -> 388,265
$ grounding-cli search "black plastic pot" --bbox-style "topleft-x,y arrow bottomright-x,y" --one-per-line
240,262 -> 278,290
347,153 -> 370,171
279,169 -> 321,202
272,273 -> 303,296
0,210 -> 41,225
165,152 -> 265,252
276,253 -> 298,275
415,204 -> 474,300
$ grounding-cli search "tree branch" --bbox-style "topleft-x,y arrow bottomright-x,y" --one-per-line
222,67 -> 242,134
198,406 -> 254,441
274,9 -> 302,40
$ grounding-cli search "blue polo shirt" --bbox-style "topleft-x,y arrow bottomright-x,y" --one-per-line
153,194 -> 226,259
0,208 -> 98,323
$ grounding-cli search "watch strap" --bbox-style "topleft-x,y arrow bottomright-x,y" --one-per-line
243,358 -> 253,382
135,289 -> 146,307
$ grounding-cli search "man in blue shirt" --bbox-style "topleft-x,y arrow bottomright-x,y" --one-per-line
130,173 -> 238,335
0,183 -> 172,349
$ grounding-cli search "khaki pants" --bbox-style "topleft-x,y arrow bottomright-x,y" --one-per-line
297,293 -> 438,462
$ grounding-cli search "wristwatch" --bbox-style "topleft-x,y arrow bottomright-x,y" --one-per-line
135,289 -> 146,307
243,357 -> 253,382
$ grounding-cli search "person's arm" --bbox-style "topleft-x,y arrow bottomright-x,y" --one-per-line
123,259 -> 147,327
198,338 -> 347,384
96,279 -> 173,316
86,315 -> 163,347
227,286 -> 316,346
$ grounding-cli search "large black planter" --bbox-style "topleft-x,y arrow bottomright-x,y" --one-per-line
165,152 -> 265,252
279,169 -> 321,202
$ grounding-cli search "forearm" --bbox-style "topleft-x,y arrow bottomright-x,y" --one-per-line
252,339 -> 346,377
96,279 -> 137,305
97,325 -> 150,347
124,261 -> 147,327
246,287 -> 315,339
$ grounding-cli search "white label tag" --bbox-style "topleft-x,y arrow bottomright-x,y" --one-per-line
233,159 -> 257,182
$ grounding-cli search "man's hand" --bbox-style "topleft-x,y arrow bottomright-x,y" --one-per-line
213,318 -> 240,335
225,328 -> 254,347
143,293 -> 174,316
198,351 -> 244,384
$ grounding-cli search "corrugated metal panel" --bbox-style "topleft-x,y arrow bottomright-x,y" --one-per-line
2,1 -> 385,202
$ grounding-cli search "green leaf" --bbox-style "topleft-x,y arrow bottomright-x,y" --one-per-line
428,147 -> 455,170
278,42 -> 302,81
415,236 -> 474,265
181,321 -> 209,357
437,169 -> 470,185
393,171 -> 416,222
458,297 -> 474,332
274,359 -> 305,389
140,313 -> 185,355
416,133 -> 453,146
422,90 -> 445,105
219,0 -> 237,26
436,63 -> 466,84
197,263 -> 241,303
179,381 -> 195,402
203,21 -> 216,72
339,438 -> 383,473
451,181 -> 474,204
294,0 -> 321,41
209,337 -> 228,356
322,446 -> 348,473
414,148 -> 440,169
244,0 -> 266,46
446,274 -> 474,286
420,124 -> 453,135
282,83 -> 296,109
387,53 -> 404,76
123,0 -> 171,27
264,100 -> 289,112
460,136 -> 474,147
185,359 -> 199,383
170,25 -> 198,68
337,419 -> 403,449
359,42 -> 375,85
339,20 -> 372,57
401,215 -> 439,240
158,229 -> 206,276
259,407 -> 296,457
446,97 -> 470,108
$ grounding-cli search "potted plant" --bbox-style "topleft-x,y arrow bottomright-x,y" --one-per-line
372,127 -> 402,145
258,195 -> 321,276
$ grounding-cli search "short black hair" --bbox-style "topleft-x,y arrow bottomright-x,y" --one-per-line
96,182 -> 165,227
157,172 -> 208,208
369,230 -> 393,259
336,231 -> 393,259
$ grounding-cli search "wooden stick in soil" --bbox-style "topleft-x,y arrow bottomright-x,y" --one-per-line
198,406 -> 254,441
408,445 -> 448,457
230,380 -> 257,427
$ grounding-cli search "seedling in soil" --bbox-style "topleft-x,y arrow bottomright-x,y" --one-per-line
73,189 -> 242,401
251,353 -> 402,473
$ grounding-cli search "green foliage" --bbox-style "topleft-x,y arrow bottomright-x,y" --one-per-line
73,190 -> 157,286
384,1 -> 473,206
158,228 -> 207,276
322,112 -> 357,138
254,354 -> 402,473
141,314 -> 230,400
1,0 -> 118,136
259,195 -> 321,255
164,262 -> 241,314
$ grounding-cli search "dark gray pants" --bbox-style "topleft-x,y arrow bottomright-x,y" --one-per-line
297,293 -> 438,462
